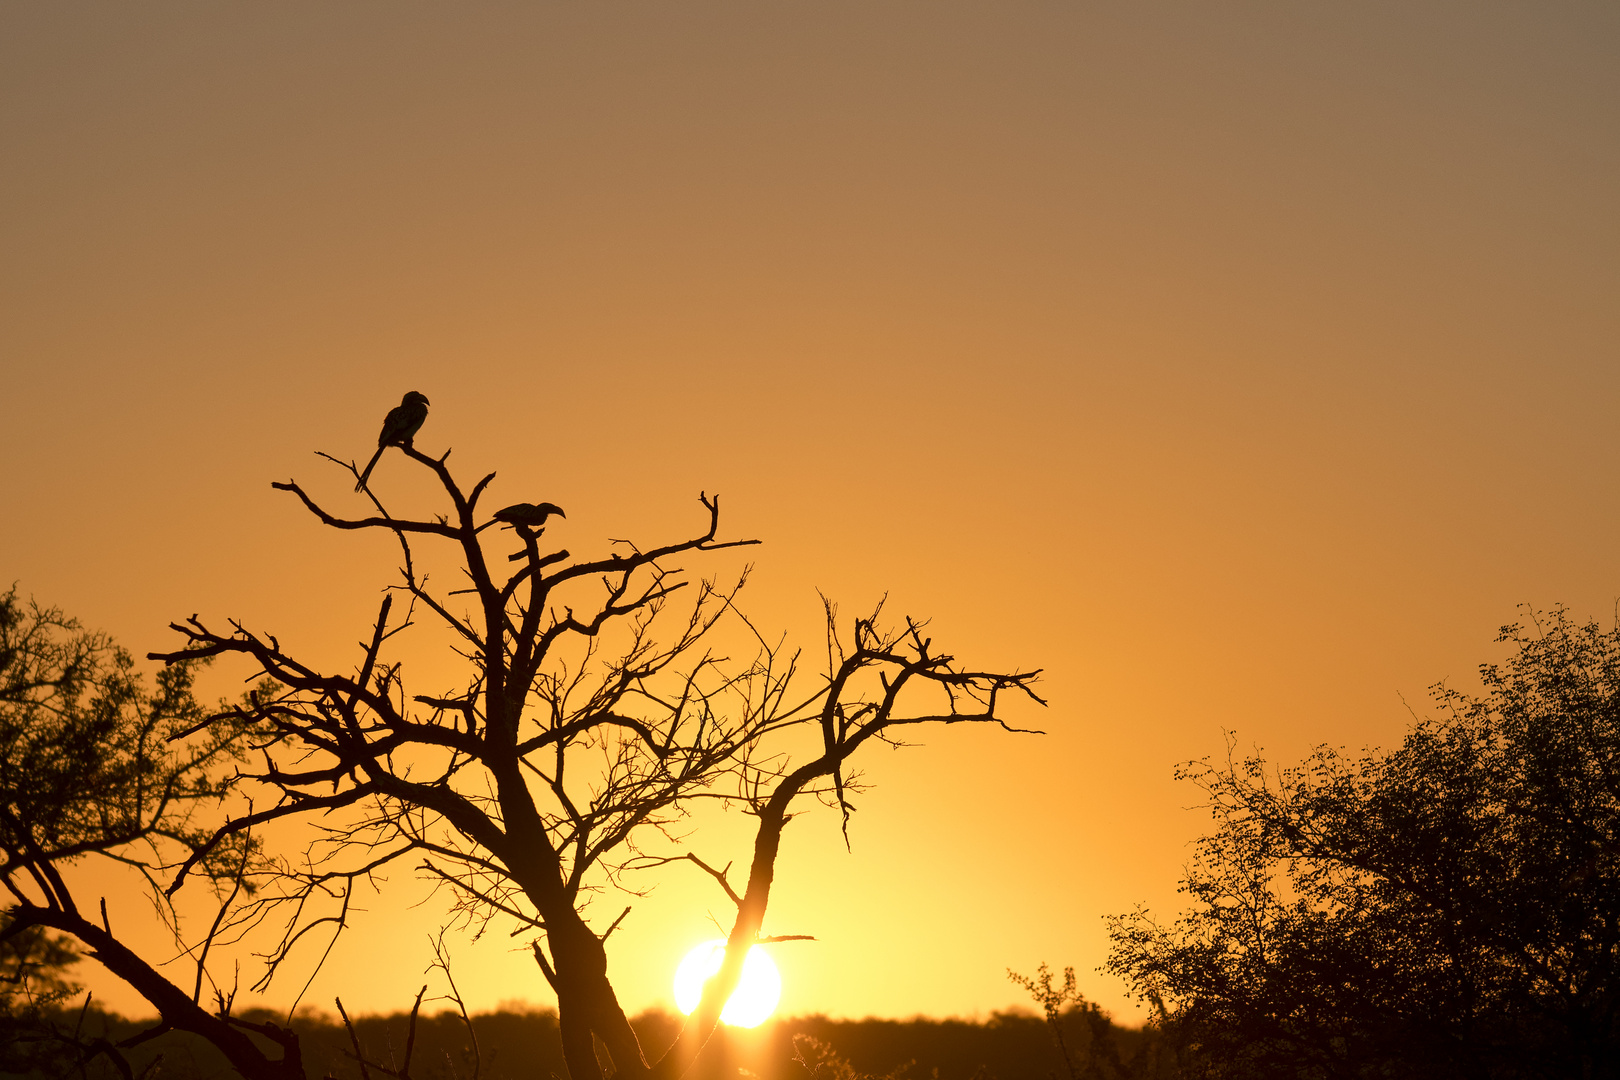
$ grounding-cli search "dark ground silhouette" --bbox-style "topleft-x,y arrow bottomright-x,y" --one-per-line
0,1004 -> 1160,1080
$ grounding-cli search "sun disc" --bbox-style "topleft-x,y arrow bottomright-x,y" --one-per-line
672,940 -> 781,1027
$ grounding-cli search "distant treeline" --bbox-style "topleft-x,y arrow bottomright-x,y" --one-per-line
3,1004 -> 1155,1080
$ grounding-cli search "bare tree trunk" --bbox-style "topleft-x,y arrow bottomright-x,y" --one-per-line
12,907 -> 305,1080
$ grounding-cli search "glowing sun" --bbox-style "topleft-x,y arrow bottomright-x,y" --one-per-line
672,940 -> 781,1027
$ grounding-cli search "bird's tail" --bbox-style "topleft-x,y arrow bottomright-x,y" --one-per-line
355,446 -> 386,491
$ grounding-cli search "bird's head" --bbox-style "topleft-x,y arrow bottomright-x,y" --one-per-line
402,391 -> 431,407
535,502 -> 566,521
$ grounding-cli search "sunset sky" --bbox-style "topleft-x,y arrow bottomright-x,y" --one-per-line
3,2 -> 1618,1026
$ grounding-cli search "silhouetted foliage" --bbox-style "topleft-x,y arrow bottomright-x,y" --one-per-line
1008,964 -> 1177,1080
1107,607 -> 1620,1079
146,399 -> 1044,1080
0,586 -> 304,1080
0,914 -> 83,1076
0,1004 -> 1160,1080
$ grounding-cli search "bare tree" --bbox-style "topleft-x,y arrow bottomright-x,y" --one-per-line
0,587 -> 305,1080
150,421 -> 1044,1080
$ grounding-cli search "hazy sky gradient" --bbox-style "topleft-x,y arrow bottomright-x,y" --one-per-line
3,1 -> 1618,1023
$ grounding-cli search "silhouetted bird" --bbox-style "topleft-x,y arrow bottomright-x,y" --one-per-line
493,502 -> 566,530
355,391 -> 431,491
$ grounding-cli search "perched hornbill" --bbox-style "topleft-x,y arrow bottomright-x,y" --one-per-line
355,391 -> 430,491
493,502 -> 566,530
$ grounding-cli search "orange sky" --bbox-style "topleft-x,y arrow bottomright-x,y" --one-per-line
3,2 -> 1618,1026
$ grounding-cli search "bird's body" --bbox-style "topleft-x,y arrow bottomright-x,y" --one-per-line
355,391 -> 431,491
493,502 -> 566,530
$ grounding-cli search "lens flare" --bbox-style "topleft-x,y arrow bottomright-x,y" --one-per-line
672,940 -> 781,1027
